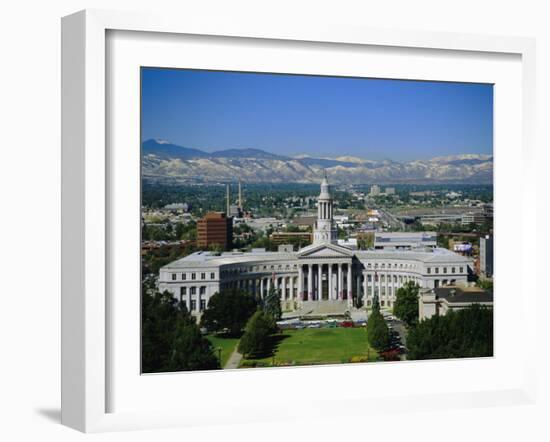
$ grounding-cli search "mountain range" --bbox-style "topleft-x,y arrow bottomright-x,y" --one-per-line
141,139 -> 493,185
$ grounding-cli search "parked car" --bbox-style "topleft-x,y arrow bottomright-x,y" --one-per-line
341,321 -> 354,328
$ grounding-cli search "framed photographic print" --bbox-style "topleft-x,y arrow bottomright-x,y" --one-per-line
61,9 -> 537,433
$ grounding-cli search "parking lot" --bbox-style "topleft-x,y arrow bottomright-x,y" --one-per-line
276,317 -> 366,330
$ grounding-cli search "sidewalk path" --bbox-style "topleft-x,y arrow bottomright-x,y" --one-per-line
224,346 -> 243,369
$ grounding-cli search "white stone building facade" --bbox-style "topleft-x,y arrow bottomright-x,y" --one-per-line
159,178 -> 473,315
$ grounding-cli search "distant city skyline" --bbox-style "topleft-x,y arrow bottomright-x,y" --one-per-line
141,68 -> 493,162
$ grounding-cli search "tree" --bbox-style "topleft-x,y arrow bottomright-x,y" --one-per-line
367,295 -> 390,350
367,310 -> 390,351
393,281 -> 420,327
141,284 -> 219,373
263,286 -> 282,321
476,278 -> 493,292
200,289 -> 257,336
168,323 -> 219,371
407,305 -> 493,360
372,292 -> 380,313
238,310 -> 277,358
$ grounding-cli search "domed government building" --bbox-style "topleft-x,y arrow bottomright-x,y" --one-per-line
159,176 -> 473,317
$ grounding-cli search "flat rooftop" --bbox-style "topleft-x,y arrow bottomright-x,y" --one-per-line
434,286 -> 493,304
162,245 -> 471,270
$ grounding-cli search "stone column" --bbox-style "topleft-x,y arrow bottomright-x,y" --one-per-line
356,274 -> 361,305
298,266 -> 303,301
347,264 -> 353,306
363,273 -> 368,305
328,263 -> 333,301
338,263 -> 343,300
267,277 -> 271,293
187,291 -> 192,313
308,264 -> 313,301
290,276 -> 294,300
318,264 -> 323,301
281,277 -> 287,301
386,273 -> 391,306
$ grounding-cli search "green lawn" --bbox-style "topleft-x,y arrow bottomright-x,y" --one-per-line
240,327 -> 378,368
206,335 -> 239,367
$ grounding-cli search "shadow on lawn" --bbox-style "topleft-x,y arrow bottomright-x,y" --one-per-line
249,332 -> 290,359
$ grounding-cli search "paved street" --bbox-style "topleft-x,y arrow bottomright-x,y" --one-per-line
381,311 -> 408,360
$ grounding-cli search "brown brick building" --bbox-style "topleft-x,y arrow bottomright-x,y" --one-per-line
197,212 -> 233,250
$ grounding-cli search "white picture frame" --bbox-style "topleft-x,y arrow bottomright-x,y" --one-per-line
61,9 -> 537,433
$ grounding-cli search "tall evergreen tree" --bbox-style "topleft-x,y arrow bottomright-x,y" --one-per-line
367,293 -> 390,351
263,286 -> 282,321
367,310 -> 390,351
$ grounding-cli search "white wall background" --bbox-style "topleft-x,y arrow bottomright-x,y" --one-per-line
0,1 -> 548,441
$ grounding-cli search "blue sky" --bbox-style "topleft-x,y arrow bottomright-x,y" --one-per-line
141,68 -> 493,162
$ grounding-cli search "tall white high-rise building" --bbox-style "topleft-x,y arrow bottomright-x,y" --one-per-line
370,184 -> 381,196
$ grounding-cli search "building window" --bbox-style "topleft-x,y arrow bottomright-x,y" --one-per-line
190,300 -> 197,311
180,287 -> 187,296
435,268 -> 439,274
182,273 -> 186,280
451,267 -> 455,273
171,274 -> 176,281
201,273 -> 206,280
443,267 -> 447,274
190,286 -> 196,295
200,286 -> 206,295
200,299 -> 206,311
191,273 -> 196,280
367,275 -> 372,282
460,267 -> 464,273
210,272 -> 215,279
